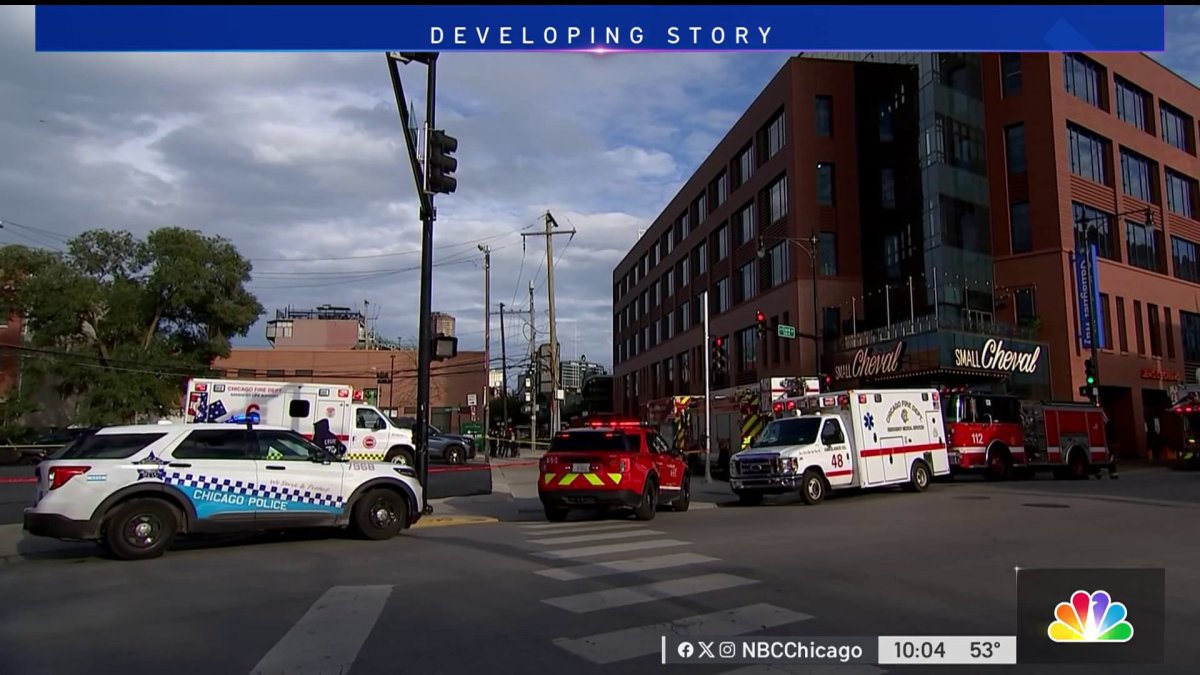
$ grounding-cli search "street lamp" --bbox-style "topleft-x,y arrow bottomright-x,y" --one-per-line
758,230 -> 822,377
1073,206 -> 1152,401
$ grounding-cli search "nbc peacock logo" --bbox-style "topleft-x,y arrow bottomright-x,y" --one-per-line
1048,590 -> 1134,643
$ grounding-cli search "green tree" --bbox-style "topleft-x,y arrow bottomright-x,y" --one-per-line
0,227 -> 263,425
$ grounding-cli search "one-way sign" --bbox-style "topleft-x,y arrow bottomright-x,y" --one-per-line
777,324 -> 796,339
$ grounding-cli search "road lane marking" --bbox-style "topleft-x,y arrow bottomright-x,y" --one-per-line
553,603 -> 812,665
534,552 -> 721,581
528,529 -> 665,546
534,539 -> 690,559
521,520 -> 640,531
249,585 -> 392,675
543,573 -> 758,614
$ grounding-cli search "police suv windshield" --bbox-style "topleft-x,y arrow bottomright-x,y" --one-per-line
752,417 -> 821,448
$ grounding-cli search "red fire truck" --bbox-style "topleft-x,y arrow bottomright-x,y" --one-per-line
941,389 -> 1114,480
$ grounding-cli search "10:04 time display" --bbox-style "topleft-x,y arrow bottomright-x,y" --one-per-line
892,640 -> 946,659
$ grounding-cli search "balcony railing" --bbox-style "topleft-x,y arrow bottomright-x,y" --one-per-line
834,312 -> 1039,351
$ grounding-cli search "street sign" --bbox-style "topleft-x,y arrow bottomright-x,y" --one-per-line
467,393 -> 478,406
777,324 -> 797,339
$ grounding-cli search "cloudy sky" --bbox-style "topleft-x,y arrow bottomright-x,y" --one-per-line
2,5 -> 1199,378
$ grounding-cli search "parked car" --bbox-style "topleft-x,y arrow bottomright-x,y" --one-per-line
389,417 -> 477,465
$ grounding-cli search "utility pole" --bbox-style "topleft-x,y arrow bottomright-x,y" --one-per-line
479,244 -> 491,449
499,302 -> 509,428
521,211 -> 576,433
389,352 -> 396,412
528,281 -> 537,454
702,289 -> 713,484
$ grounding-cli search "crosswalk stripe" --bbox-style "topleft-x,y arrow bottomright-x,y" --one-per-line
553,603 -> 812,665
522,522 -> 643,535
534,552 -> 721,581
529,529 -> 664,546
535,539 -> 690,559
543,573 -> 758,614
719,666 -> 888,675
249,585 -> 392,675
521,520 -> 635,531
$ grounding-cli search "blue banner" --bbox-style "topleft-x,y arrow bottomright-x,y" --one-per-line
34,5 -> 1165,52
1075,244 -> 1105,350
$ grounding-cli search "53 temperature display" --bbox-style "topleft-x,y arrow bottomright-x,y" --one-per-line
879,636 -> 1016,665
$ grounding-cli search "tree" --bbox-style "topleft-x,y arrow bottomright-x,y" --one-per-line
0,227 -> 263,425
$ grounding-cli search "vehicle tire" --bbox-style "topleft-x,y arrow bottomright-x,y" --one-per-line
906,460 -> 932,493
386,446 -> 415,467
1066,447 -> 1089,480
985,447 -> 1013,481
800,469 -> 827,505
544,505 -> 569,522
670,476 -> 691,512
102,499 -> 180,561
444,445 -> 464,465
735,491 -> 764,506
351,489 -> 408,541
633,477 -> 658,521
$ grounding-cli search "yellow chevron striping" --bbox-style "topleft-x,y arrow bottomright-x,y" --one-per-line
584,473 -> 604,486
558,472 -> 579,486
543,474 -> 554,484
608,473 -> 622,484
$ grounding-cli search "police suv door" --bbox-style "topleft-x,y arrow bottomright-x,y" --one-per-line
165,429 -> 258,529
252,429 -> 345,528
819,417 -> 854,488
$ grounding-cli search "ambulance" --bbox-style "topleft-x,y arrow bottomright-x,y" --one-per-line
183,378 -> 416,466
729,388 -> 951,505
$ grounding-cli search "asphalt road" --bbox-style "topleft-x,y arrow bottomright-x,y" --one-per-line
1,470 -> 1197,674
0,461 -> 491,525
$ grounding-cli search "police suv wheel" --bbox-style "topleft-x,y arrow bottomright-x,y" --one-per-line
908,460 -> 931,493
353,489 -> 407,540
103,499 -> 179,561
633,478 -> 658,521
387,447 -> 414,467
800,470 -> 826,505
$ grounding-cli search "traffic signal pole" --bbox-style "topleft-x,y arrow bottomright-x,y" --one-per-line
701,289 -> 712,484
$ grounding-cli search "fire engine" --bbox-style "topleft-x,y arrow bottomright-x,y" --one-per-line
538,419 -> 689,522
183,378 -> 416,465
1169,384 -> 1200,468
939,388 -> 1114,479
731,389 -> 951,505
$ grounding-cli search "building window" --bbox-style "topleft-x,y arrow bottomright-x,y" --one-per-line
1134,300 -> 1145,354
264,368 -> 285,377
652,281 -> 660,307
1115,77 -> 1149,132
681,211 -> 690,237
1067,124 -> 1109,185
1072,202 -> 1118,261
1004,124 -> 1026,174
765,174 -> 788,224
1173,236 -> 1200,283
735,261 -> 756,304
815,96 -> 832,138
881,168 -> 896,209
819,232 -> 838,276
1148,303 -> 1163,357
1100,294 -> 1113,350
714,276 -> 730,313
766,110 -> 786,159
681,256 -> 690,284
1119,148 -> 1155,203
714,224 -> 729,263
735,144 -> 754,187
1010,201 -> 1031,254
295,369 -> 313,377
1116,297 -> 1129,352
1160,102 -> 1194,154
714,171 -> 729,207
1165,307 -> 1176,359
817,163 -> 834,205
1001,54 -> 1022,96
1166,169 -> 1197,219
879,102 -> 894,142
679,352 -> 690,385
884,234 -> 901,280
663,272 -> 673,299
1126,220 -> 1163,273
663,228 -> 673,256
1015,288 -> 1036,323
734,202 -> 755,246
1183,311 -> 1200,362
937,116 -> 986,175
1063,53 -> 1103,108
237,369 -> 256,378
696,193 -> 708,225
738,326 -> 757,369
695,241 -> 707,275
680,301 -> 691,330
767,243 -> 790,288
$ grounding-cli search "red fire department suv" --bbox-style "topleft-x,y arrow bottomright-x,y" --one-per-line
538,421 -> 690,522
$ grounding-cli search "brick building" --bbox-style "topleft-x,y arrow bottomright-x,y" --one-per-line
612,52 -> 1200,459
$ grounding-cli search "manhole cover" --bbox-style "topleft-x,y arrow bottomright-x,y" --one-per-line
1023,502 -> 1070,509
954,496 -> 991,501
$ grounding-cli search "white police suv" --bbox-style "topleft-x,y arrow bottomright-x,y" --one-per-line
24,422 -> 424,560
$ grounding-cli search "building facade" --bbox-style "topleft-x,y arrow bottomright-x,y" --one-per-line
613,52 -> 1200,459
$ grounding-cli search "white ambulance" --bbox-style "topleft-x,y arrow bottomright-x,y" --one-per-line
729,388 -> 950,506
183,379 -> 416,466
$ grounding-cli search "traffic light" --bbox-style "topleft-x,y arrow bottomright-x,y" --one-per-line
1084,358 -> 1096,386
821,373 -> 832,391
711,336 -> 727,375
755,310 -> 767,338
426,129 -> 458,194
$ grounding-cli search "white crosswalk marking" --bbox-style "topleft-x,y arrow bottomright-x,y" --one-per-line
534,552 -> 720,581
522,521 -> 643,534
249,585 -> 392,675
553,603 -> 813,665
521,520 -> 636,531
528,529 -> 665,546
543,573 -> 758,613
535,538 -> 691,559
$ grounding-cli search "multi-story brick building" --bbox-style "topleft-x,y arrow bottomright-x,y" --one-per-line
613,52 -> 1200,459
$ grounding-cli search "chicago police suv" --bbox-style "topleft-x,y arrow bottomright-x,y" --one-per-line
23,422 -> 424,560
